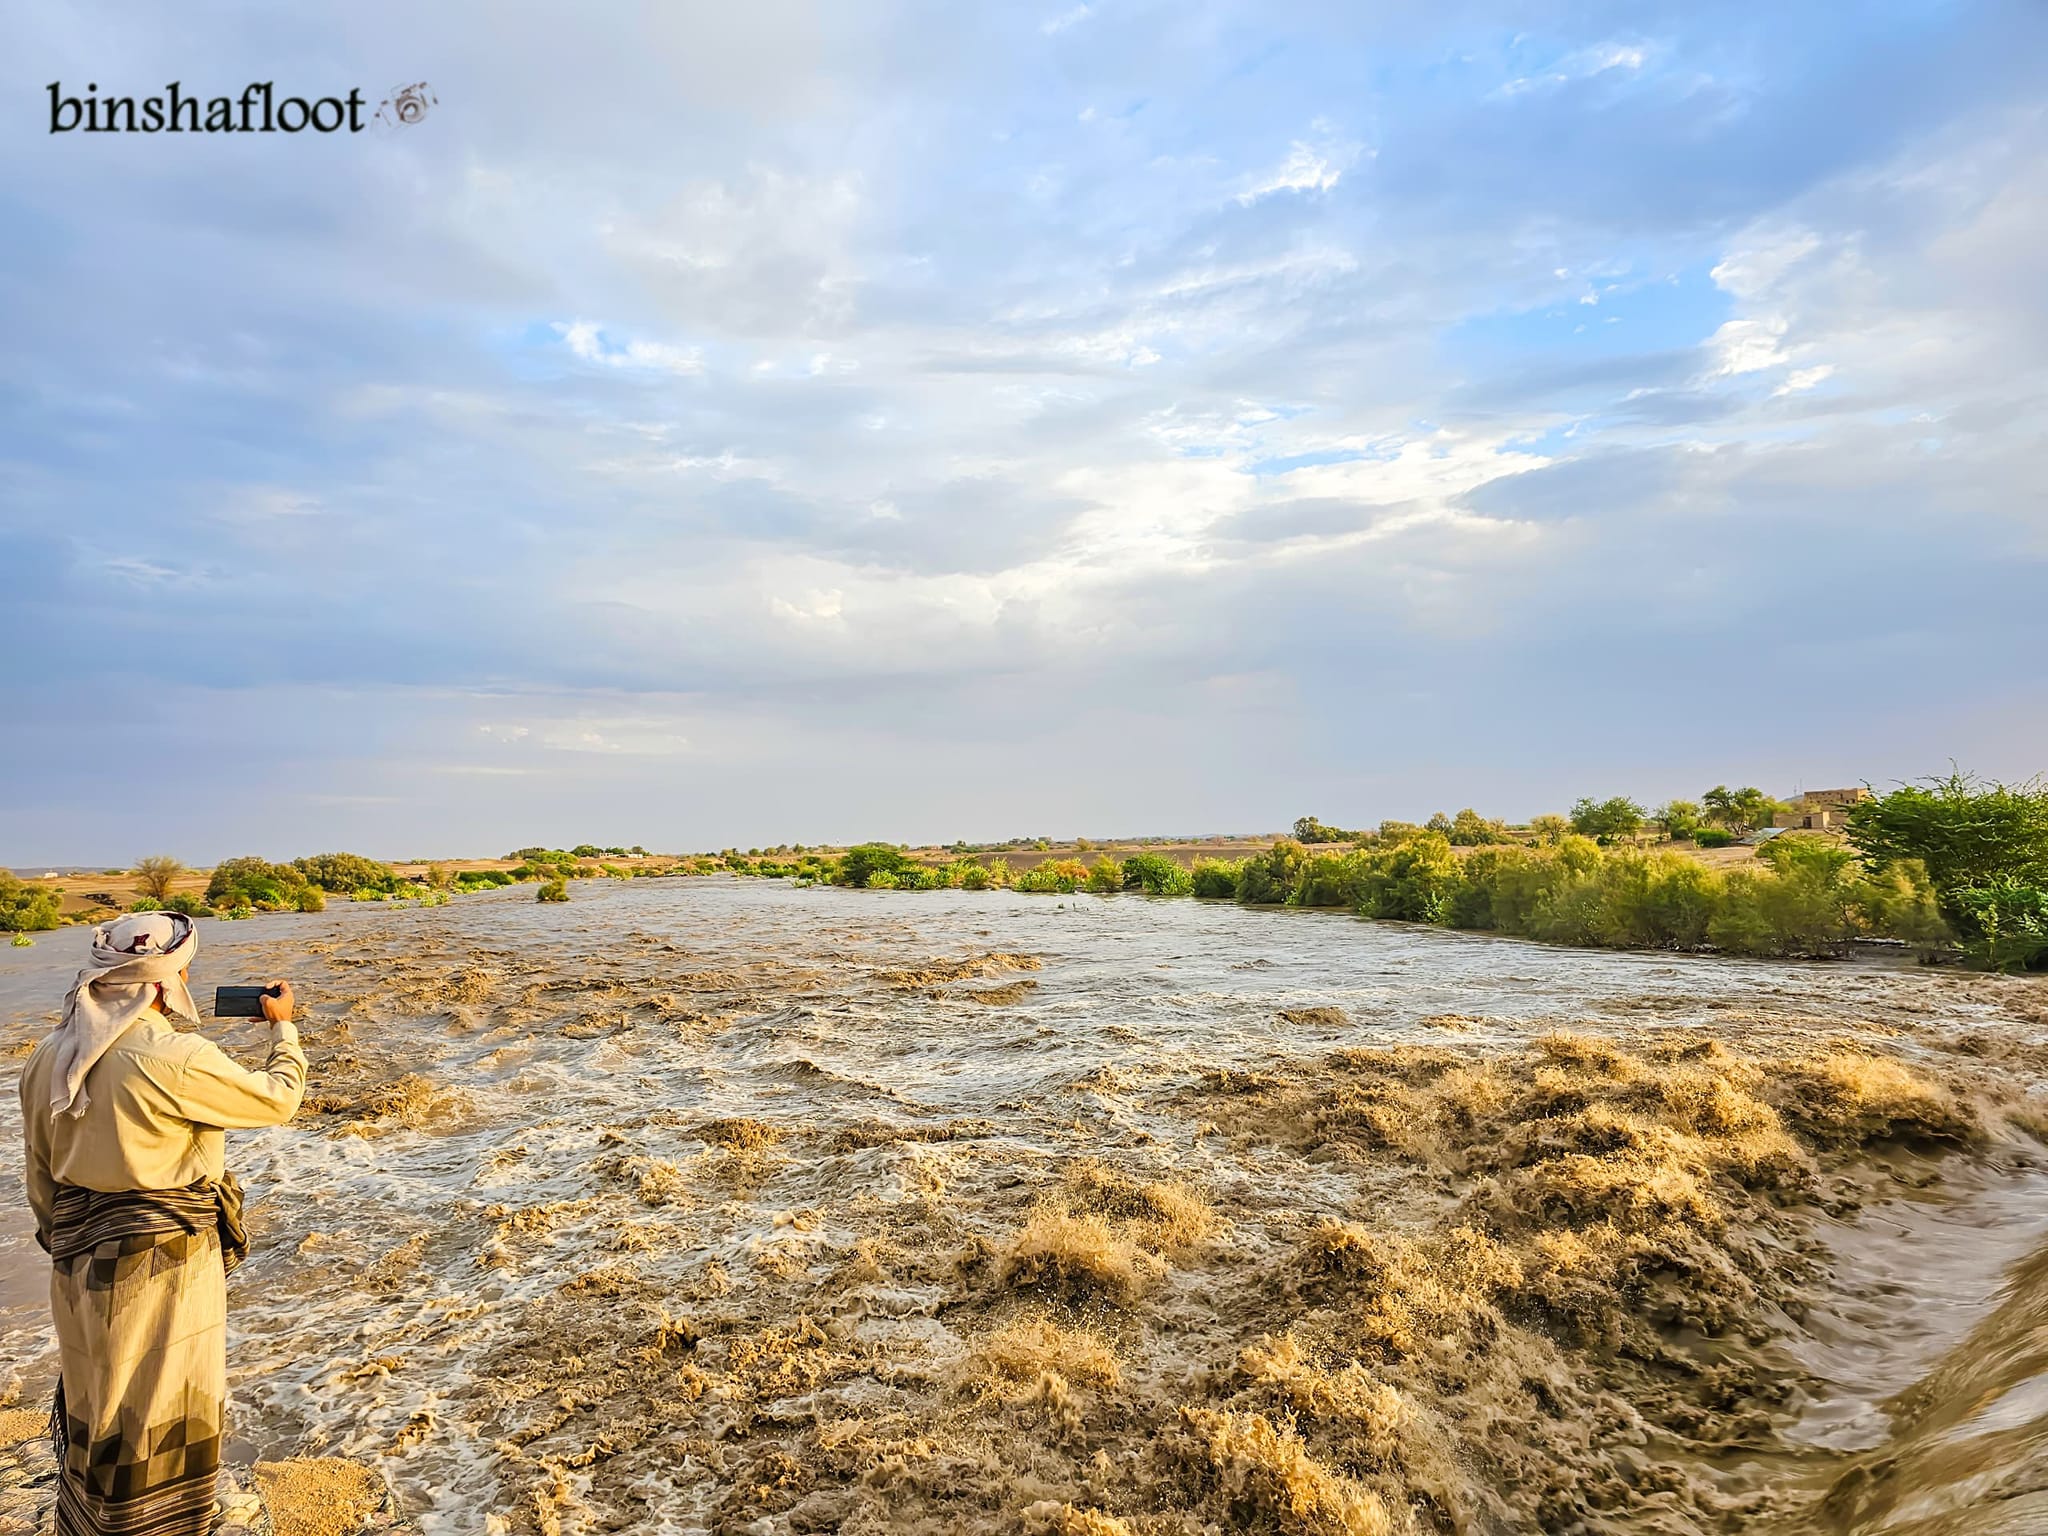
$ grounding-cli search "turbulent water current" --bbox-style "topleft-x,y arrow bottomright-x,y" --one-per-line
3,879 -> 2047,1534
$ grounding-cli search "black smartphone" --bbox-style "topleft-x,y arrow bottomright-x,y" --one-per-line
213,985 -> 278,1018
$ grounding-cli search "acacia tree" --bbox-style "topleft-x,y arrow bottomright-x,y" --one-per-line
1570,796 -> 1647,843
1702,785 -> 1778,835
133,855 -> 183,901
1848,770 -> 2048,928
1292,816 -> 1349,844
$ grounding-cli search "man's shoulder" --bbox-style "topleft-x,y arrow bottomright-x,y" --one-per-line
110,1019 -> 211,1070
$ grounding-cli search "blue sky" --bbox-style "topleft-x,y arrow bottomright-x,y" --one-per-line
2,1 -> 2044,863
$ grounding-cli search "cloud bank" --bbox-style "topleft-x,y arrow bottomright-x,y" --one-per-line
2,0 -> 2044,862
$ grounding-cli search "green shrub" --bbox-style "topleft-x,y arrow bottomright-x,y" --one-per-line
1579,851 -> 1719,950
1693,828 -> 1735,849
1447,808 -> 1511,846
294,886 -> 327,912
0,871 -> 61,932
1017,859 -> 1091,894
205,857 -> 313,913
162,894 -> 211,918
536,877 -> 570,903
937,859 -> 992,891
1293,850 -> 1375,909
128,896 -> 164,913
866,870 -> 901,889
1951,876 -> 2048,972
1236,840 -> 1308,905
1705,865 -> 1854,957
293,852 -> 397,894
1848,859 -> 1950,954
835,844 -> 912,888
1190,857 -> 1242,899
10,933 -> 32,947
1121,852 -> 1193,896
1355,833 -> 1461,923
1085,858 -> 1123,894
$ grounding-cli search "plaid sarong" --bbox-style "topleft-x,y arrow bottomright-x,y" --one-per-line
46,1181 -> 233,1536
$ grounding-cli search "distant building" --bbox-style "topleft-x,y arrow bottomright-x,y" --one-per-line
1772,786 -> 1872,832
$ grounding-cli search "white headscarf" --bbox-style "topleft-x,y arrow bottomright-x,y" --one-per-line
49,911 -> 200,1117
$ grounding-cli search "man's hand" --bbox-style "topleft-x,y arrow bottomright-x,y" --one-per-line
259,980 -> 295,1026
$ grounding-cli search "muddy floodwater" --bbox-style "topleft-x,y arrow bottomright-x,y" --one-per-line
4,878 -> 2048,1535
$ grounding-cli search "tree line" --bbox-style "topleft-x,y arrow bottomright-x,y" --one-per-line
5,773 -> 2044,970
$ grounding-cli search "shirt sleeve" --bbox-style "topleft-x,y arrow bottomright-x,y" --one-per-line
19,1069 -> 55,1251
173,1022 -> 308,1129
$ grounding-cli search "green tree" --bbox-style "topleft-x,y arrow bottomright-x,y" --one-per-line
834,844 -> 912,888
207,857 -> 313,911
133,855 -> 183,901
293,852 -> 397,893
1655,801 -> 1703,842
1292,816 -> 1349,844
1447,808 -> 1508,846
1569,797 -> 1646,844
1527,813 -> 1571,846
1849,770 -> 2048,892
1848,771 -> 2048,931
1702,785 -> 1779,835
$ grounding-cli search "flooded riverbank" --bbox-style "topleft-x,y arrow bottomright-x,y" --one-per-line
3,879 -> 2046,1534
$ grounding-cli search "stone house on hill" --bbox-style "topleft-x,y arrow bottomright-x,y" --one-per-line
1773,787 -> 1872,832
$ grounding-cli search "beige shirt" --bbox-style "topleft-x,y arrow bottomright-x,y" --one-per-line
18,1011 -> 306,1247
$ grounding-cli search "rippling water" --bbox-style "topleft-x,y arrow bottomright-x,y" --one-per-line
2,878 -> 2044,1533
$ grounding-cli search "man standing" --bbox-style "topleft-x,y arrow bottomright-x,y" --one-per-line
17,913 -> 304,1536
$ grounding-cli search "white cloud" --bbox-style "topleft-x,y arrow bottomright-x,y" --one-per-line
1498,38 -> 1656,96
1710,230 -> 1822,300
1773,364 -> 1836,397
1706,316 -> 1792,377
1236,132 -> 1365,203
771,589 -> 846,624
1042,4 -> 1091,35
554,320 -> 704,376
